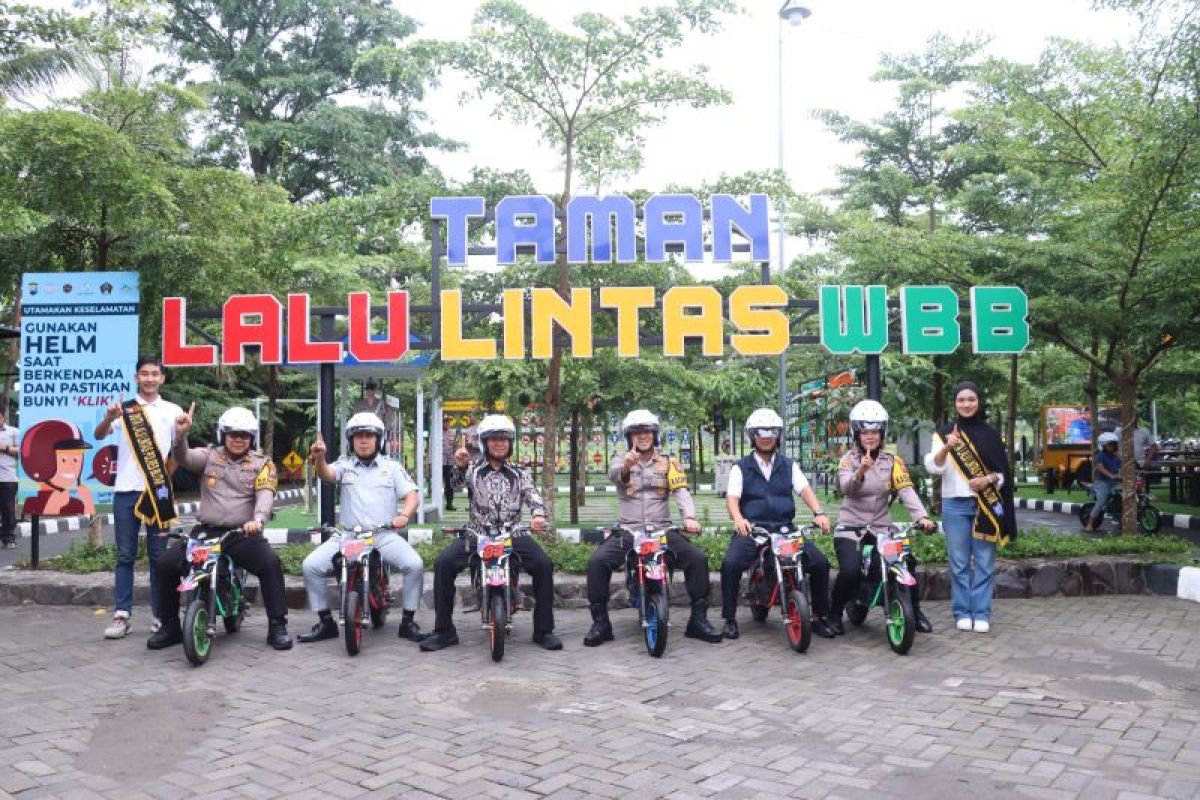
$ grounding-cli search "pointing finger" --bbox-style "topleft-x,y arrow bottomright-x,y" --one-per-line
188,402 -> 196,417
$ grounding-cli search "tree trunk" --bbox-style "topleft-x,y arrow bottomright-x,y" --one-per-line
1116,368 -> 1139,536
577,408 -> 591,508
569,407 -> 580,524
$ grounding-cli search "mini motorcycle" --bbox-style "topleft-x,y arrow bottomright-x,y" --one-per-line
325,525 -> 393,657
176,528 -> 247,667
468,522 -> 532,662
613,525 -> 673,658
745,524 -> 815,653
842,522 -> 920,655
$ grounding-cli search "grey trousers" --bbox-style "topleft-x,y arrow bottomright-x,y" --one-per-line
302,531 -> 424,612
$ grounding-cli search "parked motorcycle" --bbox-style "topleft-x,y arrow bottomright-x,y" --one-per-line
745,524 -> 815,653
468,522 -> 533,662
324,525 -> 393,657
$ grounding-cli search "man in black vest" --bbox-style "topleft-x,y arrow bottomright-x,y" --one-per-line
721,408 -> 834,640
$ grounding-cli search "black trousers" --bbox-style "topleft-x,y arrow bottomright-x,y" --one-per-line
586,529 -> 710,606
154,533 -> 288,622
720,533 -> 830,620
0,481 -> 15,543
432,534 -> 555,636
831,535 -> 922,612
442,465 -> 456,506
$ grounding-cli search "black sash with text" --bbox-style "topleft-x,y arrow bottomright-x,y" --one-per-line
121,400 -> 177,528
946,431 -> 1008,545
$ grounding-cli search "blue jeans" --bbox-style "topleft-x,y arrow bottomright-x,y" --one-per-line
113,491 -> 166,616
1089,480 -> 1115,525
943,496 -> 996,622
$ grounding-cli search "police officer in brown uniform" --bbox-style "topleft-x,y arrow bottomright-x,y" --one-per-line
146,406 -> 293,651
583,409 -> 723,647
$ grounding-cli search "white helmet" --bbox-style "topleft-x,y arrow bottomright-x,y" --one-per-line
849,400 -> 888,438
744,408 -> 784,443
621,409 -> 660,448
217,407 -> 258,448
1097,432 -> 1118,446
346,411 -> 387,455
477,414 -> 516,442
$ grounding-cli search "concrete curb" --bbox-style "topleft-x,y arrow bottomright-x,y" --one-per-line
1013,496 -> 1200,531
13,489 -> 307,537
2,555 -> 1191,611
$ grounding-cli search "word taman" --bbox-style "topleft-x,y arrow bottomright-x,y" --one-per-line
161,285 -> 1028,367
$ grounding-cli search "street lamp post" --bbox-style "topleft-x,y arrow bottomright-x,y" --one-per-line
777,1 -> 811,449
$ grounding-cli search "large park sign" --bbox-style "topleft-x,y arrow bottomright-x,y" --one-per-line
162,193 -> 1028,366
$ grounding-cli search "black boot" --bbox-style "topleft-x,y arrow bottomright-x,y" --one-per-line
398,611 -> 428,642
684,598 -> 723,643
268,617 -> 293,650
147,619 -> 183,650
811,616 -> 836,638
911,577 -> 932,633
829,605 -> 845,636
297,611 -> 337,643
419,626 -> 460,651
722,618 -> 739,640
583,603 -> 614,647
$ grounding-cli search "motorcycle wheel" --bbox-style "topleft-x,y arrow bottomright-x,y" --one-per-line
644,588 -> 669,658
1138,504 -> 1161,534
1078,503 -> 1095,528
784,589 -> 811,654
369,561 -> 389,629
342,569 -> 363,657
182,590 -> 212,667
488,591 -> 507,663
846,598 -> 869,627
886,584 -> 915,655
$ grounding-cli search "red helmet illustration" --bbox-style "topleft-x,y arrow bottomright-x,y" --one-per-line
21,419 -> 92,482
90,444 -> 119,487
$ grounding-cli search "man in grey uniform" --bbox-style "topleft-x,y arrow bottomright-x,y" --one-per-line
299,412 -> 427,643
582,409 -> 722,647
148,405 -> 292,650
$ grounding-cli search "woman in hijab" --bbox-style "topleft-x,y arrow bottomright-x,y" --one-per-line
924,382 -> 1016,633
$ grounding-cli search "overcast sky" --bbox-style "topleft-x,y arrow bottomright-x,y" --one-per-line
416,1 -> 1133,196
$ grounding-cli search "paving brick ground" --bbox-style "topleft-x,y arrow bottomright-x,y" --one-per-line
2,596 -> 1199,799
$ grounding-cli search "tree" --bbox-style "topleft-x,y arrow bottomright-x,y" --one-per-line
159,0 -> 448,202
958,12 -> 1200,531
0,2 -> 87,98
446,0 -> 734,518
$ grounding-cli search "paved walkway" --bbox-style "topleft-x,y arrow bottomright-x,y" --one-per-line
2,596 -> 1199,798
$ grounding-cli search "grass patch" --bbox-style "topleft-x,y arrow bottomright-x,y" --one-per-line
1016,486 -> 1198,517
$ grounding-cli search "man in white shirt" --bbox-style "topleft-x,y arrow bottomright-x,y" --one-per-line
0,409 -> 17,549
93,356 -> 183,639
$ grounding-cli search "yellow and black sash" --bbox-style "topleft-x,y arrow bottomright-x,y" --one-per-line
121,400 -> 178,528
945,431 -> 1007,545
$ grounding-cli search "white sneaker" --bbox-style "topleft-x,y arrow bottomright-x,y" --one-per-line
974,620 -> 990,634
104,614 -> 131,639
956,618 -> 973,632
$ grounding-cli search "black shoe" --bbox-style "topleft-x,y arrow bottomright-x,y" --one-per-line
146,623 -> 183,650
685,599 -> 723,643
533,630 -> 563,650
811,616 -> 836,639
722,619 -> 739,640
398,619 -> 429,642
915,609 -> 933,634
297,616 -> 337,643
830,617 -> 845,636
419,628 -> 460,651
446,505 -> 456,511
268,619 -> 293,650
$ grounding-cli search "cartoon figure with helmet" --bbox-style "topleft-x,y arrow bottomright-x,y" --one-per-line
20,419 -> 95,516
